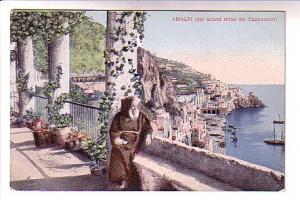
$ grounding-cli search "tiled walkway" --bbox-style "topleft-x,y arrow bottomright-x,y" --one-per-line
10,127 -> 107,191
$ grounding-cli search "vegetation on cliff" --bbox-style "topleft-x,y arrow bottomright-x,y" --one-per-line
154,56 -> 204,94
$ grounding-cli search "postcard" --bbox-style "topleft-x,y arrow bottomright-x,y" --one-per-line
1,1 -> 299,197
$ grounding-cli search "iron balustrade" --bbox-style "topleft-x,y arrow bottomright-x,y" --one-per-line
33,95 -> 101,140
34,95 -> 48,122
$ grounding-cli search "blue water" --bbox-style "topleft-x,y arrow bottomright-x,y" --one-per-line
225,85 -> 285,172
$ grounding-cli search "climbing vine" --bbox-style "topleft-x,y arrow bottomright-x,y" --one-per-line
16,67 -> 29,93
81,90 -> 114,169
47,93 -> 72,128
15,66 -> 36,99
43,65 -> 63,98
86,11 -> 148,168
11,11 -> 86,43
41,65 -> 72,128
105,11 -> 147,100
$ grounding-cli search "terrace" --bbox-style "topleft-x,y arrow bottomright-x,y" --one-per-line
10,10 -> 285,191
10,125 -> 284,191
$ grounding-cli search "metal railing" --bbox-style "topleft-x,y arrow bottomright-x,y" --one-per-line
34,95 -> 48,122
33,95 -> 101,140
66,100 -> 101,139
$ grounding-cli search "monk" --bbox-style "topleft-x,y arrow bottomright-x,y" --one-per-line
108,96 -> 153,190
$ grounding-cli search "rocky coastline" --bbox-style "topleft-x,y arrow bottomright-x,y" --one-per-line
234,92 -> 265,109
137,47 -> 265,153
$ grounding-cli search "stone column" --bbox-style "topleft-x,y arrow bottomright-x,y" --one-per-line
48,32 -> 70,114
105,11 -> 141,178
17,36 -> 36,116
10,42 -> 19,113
106,11 -> 139,119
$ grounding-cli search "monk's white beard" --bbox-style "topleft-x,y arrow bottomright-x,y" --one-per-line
129,110 -> 139,120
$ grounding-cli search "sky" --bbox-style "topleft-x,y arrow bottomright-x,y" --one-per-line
86,11 -> 285,85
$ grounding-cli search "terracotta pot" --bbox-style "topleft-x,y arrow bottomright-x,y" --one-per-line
53,127 -> 71,147
33,130 -> 47,147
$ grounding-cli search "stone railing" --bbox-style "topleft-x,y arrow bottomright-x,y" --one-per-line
134,136 -> 284,191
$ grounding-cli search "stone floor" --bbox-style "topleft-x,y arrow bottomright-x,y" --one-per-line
10,127 -> 107,191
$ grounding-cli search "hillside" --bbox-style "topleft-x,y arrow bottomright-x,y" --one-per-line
154,56 -> 206,95
33,17 -> 106,75
70,18 -> 106,74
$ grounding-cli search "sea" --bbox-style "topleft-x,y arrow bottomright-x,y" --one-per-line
225,85 -> 285,172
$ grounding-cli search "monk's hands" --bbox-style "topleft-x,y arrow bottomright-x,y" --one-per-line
145,134 -> 152,146
114,137 -> 128,145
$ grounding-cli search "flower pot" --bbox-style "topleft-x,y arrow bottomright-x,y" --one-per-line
45,131 -> 55,145
33,130 -> 47,147
53,127 -> 71,148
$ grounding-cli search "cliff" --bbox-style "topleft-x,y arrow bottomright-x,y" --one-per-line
137,48 -> 265,114
137,47 -> 180,116
154,56 -> 204,95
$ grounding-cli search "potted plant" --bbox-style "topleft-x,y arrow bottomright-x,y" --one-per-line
51,113 -> 72,148
41,65 -> 72,147
81,138 -> 107,176
22,109 -> 42,130
65,128 -> 88,151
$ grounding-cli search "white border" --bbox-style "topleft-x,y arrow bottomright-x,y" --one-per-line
1,1 -> 300,200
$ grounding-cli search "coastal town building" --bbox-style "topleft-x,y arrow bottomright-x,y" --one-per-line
155,109 -> 172,138
151,68 -> 262,155
193,88 -> 205,108
176,93 -> 196,103
190,120 -> 207,148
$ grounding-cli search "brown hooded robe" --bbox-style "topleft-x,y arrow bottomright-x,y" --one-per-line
108,97 -> 153,188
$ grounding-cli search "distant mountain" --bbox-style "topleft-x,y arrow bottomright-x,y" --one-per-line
153,56 -> 206,94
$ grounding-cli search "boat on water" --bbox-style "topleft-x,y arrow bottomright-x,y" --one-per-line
227,124 -> 237,132
264,139 -> 284,145
273,120 -> 284,124
229,127 -> 238,142
209,133 -> 223,137
264,115 -> 285,145
230,135 -> 237,141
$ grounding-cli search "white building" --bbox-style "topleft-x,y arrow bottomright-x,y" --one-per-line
177,93 -> 196,103
193,89 -> 205,108
155,109 -> 172,138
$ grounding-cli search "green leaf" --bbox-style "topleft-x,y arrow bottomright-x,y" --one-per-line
121,85 -> 126,90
